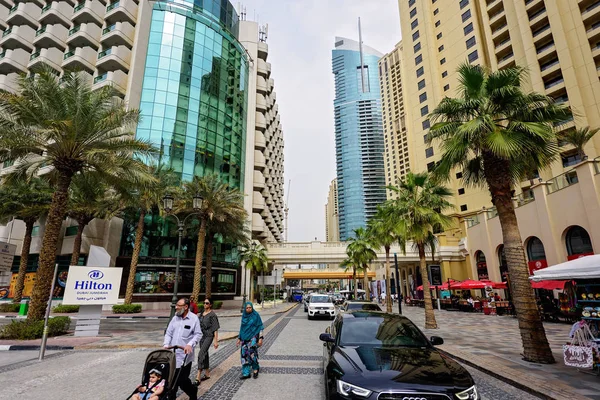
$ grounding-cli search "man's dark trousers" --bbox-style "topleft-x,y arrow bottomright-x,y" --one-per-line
174,362 -> 197,400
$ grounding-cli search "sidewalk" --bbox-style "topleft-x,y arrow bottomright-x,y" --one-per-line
0,302 -> 297,350
401,305 -> 600,400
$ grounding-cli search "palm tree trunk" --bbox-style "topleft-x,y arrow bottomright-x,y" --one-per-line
353,267 -> 357,299
493,180 -> 555,363
205,237 -> 213,297
124,210 -> 146,304
363,264 -> 369,300
70,219 -> 89,267
28,173 -> 73,322
419,243 -> 437,329
385,246 -> 392,313
191,217 -> 208,303
12,218 -> 35,304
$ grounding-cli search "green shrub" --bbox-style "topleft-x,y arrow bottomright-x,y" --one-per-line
213,301 -> 223,309
0,303 -> 21,313
52,304 -> 80,313
0,316 -> 71,339
112,304 -> 142,314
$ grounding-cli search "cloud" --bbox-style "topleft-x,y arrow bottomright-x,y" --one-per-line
240,0 -> 401,241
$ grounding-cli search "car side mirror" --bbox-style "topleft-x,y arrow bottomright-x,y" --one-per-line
319,333 -> 335,343
430,336 -> 444,346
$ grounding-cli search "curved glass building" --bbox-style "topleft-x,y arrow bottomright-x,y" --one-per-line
332,37 -> 386,240
135,0 -> 248,187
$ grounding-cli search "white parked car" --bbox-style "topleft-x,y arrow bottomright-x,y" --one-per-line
307,294 -> 336,320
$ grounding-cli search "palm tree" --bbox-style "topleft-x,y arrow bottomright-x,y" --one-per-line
239,241 -> 269,303
368,204 -> 399,312
388,172 -> 453,329
182,174 -> 247,302
428,64 -> 571,363
558,126 -> 599,161
0,68 -> 157,321
0,177 -> 52,303
122,164 -> 177,305
67,173 -> 123,267
347,227 -> 377,301
340,257 -> 358,299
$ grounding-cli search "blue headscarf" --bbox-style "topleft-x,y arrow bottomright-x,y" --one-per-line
239,302 -> 263,341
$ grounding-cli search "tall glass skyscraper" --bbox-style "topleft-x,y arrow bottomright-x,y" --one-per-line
332,36 -> 386,240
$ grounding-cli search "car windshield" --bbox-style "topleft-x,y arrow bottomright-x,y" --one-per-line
339,315 -> 429,348
311,295 -> 329,303
347,303 -> 381,311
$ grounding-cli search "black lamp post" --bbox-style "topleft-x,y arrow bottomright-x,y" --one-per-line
162,192 -> 203,321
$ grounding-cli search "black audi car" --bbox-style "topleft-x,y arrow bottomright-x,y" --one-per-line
319,311 -> 478,400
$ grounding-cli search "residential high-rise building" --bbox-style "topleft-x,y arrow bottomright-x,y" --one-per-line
378,41 -> 410,198
0,0 -> 284,301
325,178 -> 340,242
332,35 -> 386,240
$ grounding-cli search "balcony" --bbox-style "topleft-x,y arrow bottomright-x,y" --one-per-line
257,58 -> 268,77
39,1 -> 72,26
0,72 -> 19,92
252,191 -> 265,211
491,22 -> 508,40
257,41 -> 268,60
100,20 -> 133,47
95,44 -> 130,71
488,10 -> 505,28
62,45 -> 96,72
0,47 -> 29,73
255,111 -> 266,130
28,46 -> 63,71
72,0 -> 104,25
256,75 -> 267,94
253,170 -> 265,189
252,213 -> 266,234
104,0 -> 137,25
7,2 -> 41,28
254,150 -> 266,170
255,130 -> 266,150
526,0 -> 543,11
582,1 -> 600,24
0,24 -> 35,50
34,24 -> 68,50
497,51 -> 514,69
67,22 -> 101,49
255,92 -> 267,112
546,169 -> 578,194
540,58 -> 560,77
532,24 -> 552,44
92,69 -> 127,95
0,5 -> 9,30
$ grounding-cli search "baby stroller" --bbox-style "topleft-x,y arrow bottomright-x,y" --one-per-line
127,346 -> 185,400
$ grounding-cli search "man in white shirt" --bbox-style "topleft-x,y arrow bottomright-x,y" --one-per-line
163,297 -> 202,400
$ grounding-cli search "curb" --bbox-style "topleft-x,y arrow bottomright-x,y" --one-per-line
439,349 -> 553,400
0,345 -> 74,351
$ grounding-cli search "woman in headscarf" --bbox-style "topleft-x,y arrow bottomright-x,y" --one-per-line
237,302 -> 264,379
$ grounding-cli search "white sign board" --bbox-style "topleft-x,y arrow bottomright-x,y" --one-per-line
62,266 -> 122,305
0,241 -> 16,269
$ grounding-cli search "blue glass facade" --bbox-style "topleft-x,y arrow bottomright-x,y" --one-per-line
332,38 -> 386,240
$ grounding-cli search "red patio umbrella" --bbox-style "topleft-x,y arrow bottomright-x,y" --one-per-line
450,279 -> 488,290
481,279 -> 508,289
417,279 -> 456,291
531,280 -> 567,290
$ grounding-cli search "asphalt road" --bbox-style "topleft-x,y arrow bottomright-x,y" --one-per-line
0,306 -> 541,400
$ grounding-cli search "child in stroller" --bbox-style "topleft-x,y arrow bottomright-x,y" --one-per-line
132,368 -> 165,400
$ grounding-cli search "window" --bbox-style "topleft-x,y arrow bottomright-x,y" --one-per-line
31,226 -> 40,236
423,134 -> 429,143
65,226 -> 78,236
414,42 -> 421,53
444,84 -> 450,91
435,20 -> 440,27
416,67 -> 424,77
460,204 -> 468,211
456,172 -> 463,179
412,30 -> 420,41
468,50 -> 478,63
410,7 -> 417,18
437,32 -> 442,39
433,8 -> 438,15
418,79 -> 425,90
438,45 -> 444,52
442,71 -> 448,78
462,9 -> 471,22
422,119 -> 430,129
464,22 -> 473,35
419,92 -> 427,103
440,58 -> 446,65
409,0 -> 415,6
415,54 -> 422,65
466,36 -> 476,49
425,147 -> 434,157
411,19 -> 418,30
421,105 -> 429,116
427,161 -> 436,172
458,188 -> 465,195
459,0 -> 468,9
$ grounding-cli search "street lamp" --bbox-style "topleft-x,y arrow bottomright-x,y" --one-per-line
162,192 -> 203,321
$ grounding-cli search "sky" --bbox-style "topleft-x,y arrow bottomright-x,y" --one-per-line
240,0 -> 402,242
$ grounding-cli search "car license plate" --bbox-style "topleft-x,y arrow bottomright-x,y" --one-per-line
319,311 -> 325,314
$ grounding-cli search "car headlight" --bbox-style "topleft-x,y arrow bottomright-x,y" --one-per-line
456,385 -> 478,400
337,379 -> 372,398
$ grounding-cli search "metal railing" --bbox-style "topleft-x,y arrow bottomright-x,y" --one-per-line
466,215 -> 480,228
486,207 -> 498,219
36,25 -> 47,36
102,24 -> 116,35
42,3 -> 52,12
97,48 -> 111,58
594,156 -> 600,175
9,5 -> 18,14
63,50 -> 74,60
515,190 -> 535,207
93,73 -> 107,83
546,169 -> 578,194
74,2 -> 85,12
68,25 -> 81,35
2,27 -> 12,37
29,51 -> 40,60
106,1 -> 119,11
